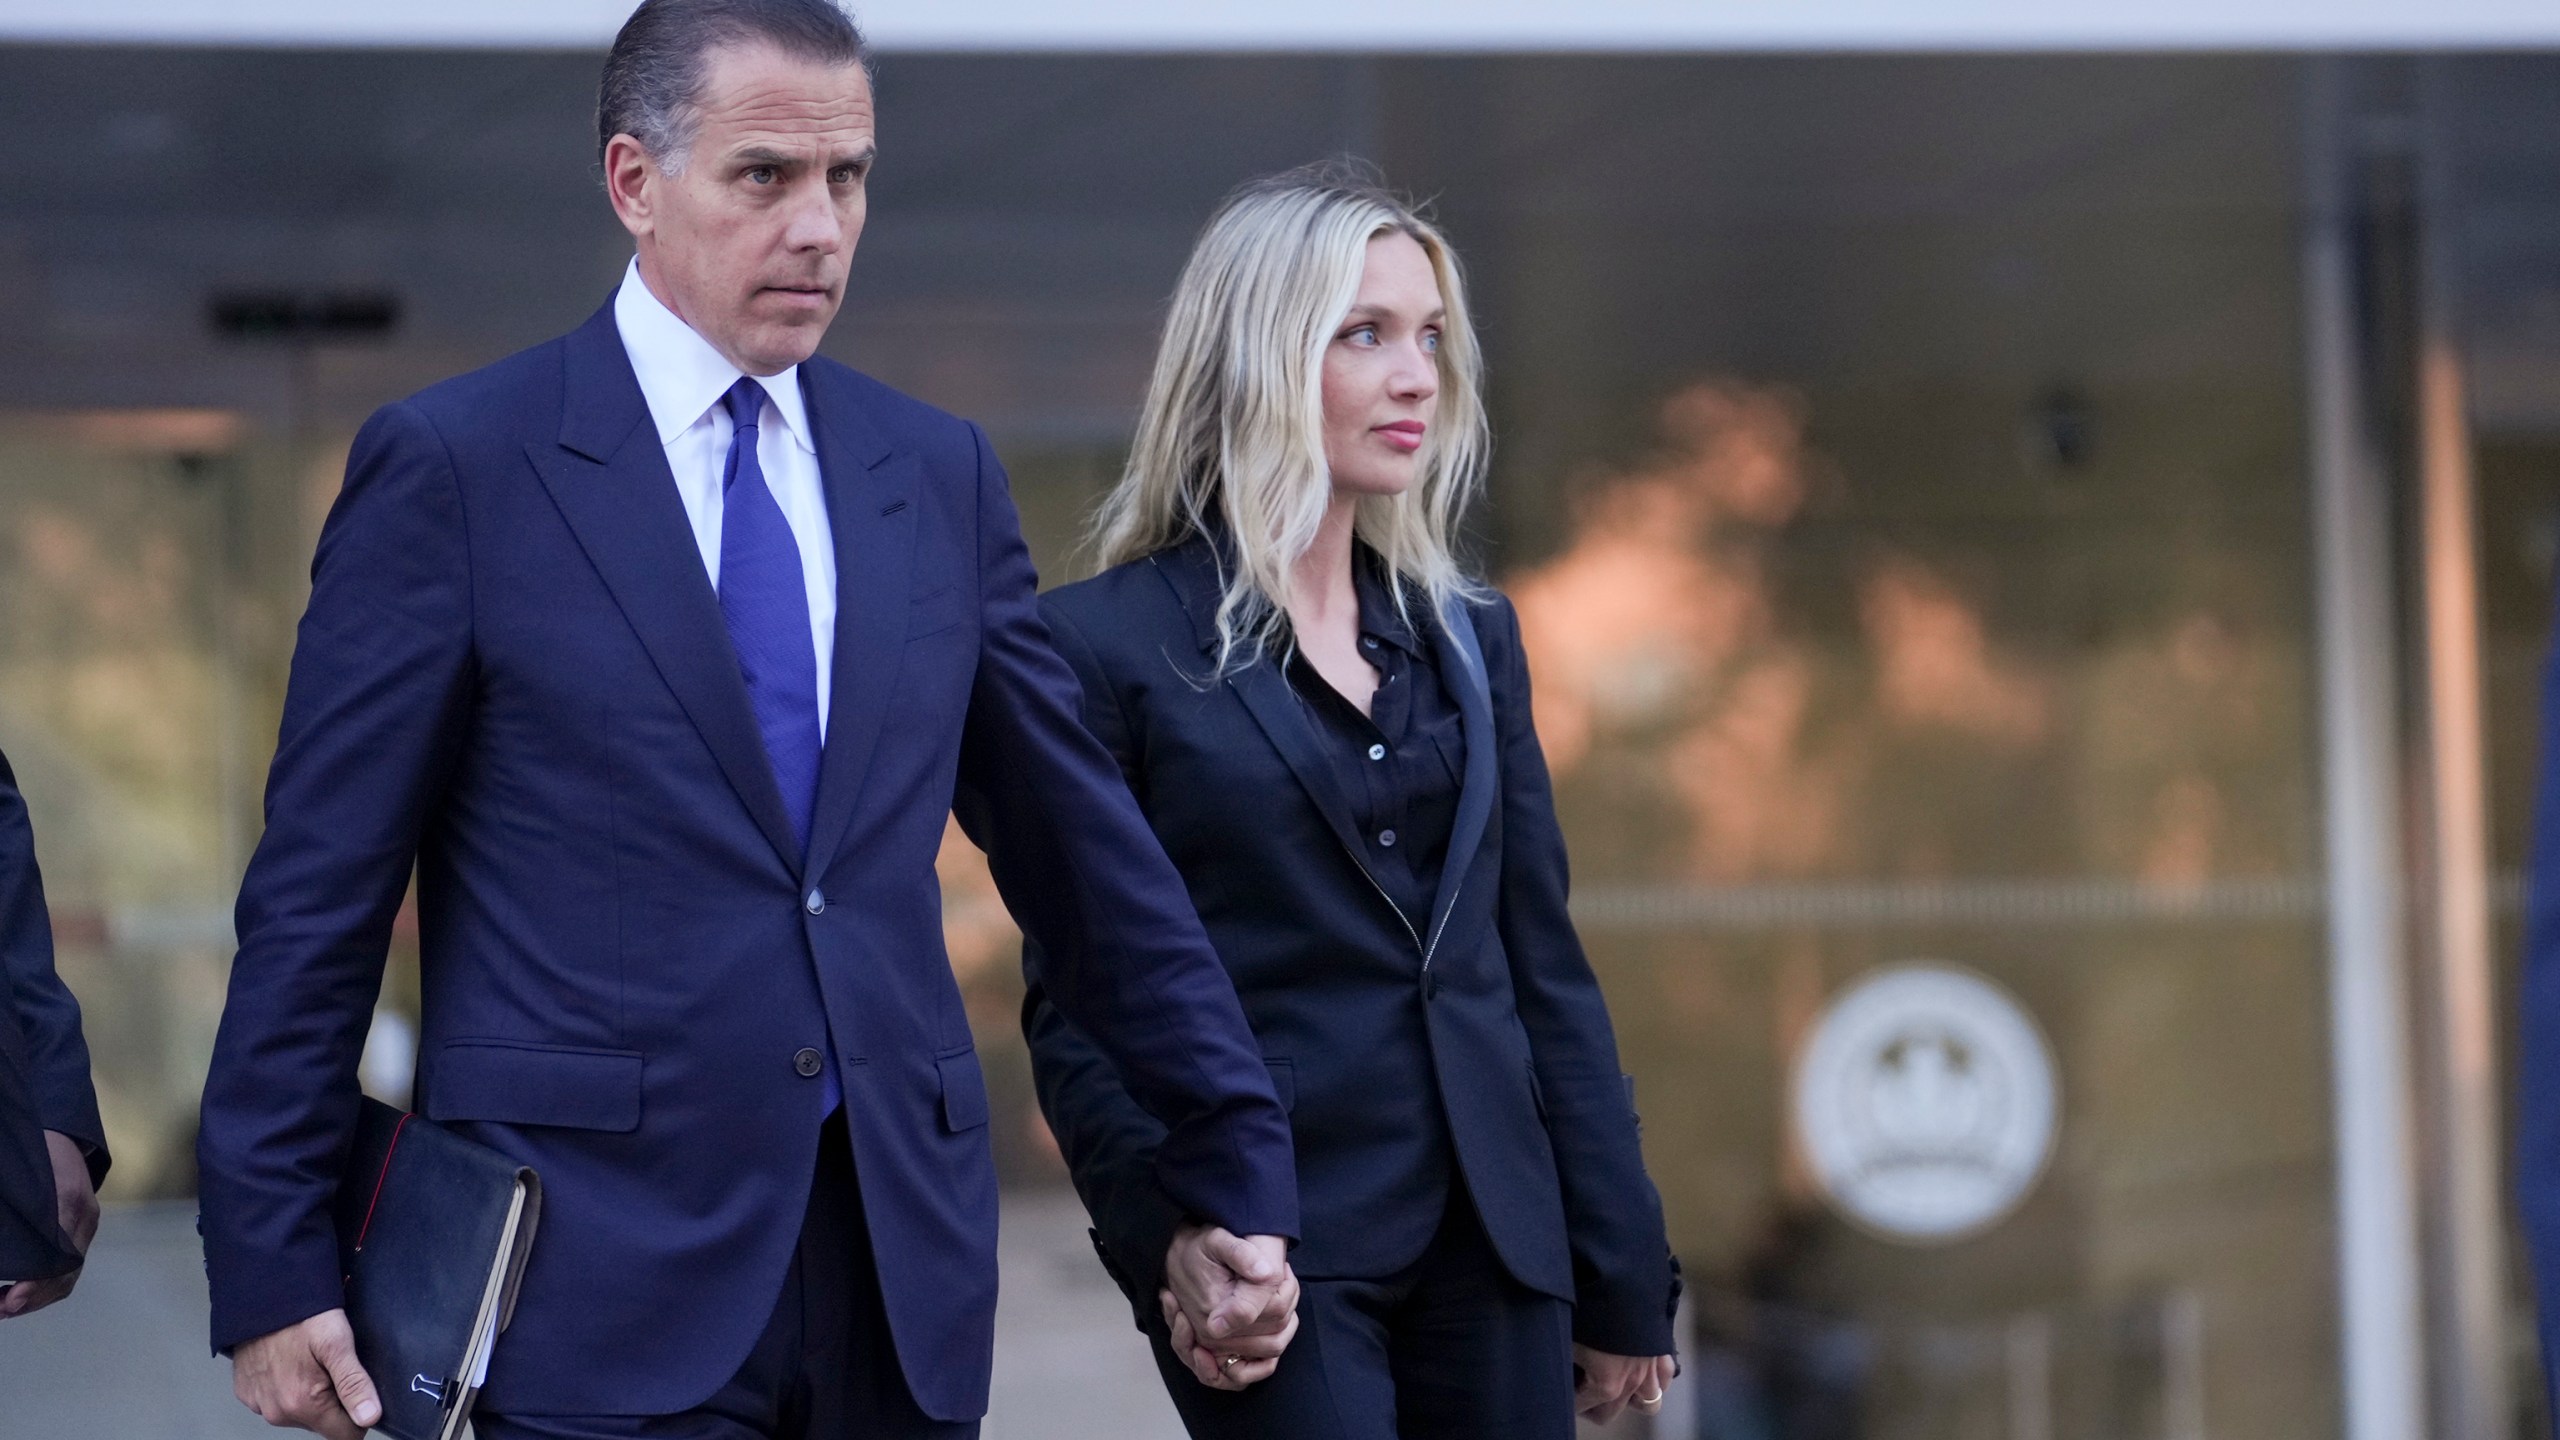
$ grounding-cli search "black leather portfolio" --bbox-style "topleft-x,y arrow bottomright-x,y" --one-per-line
333,1097 -> 542,1440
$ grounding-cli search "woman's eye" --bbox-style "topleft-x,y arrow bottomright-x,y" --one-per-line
1421,331 -> 1441,354
1343,325 -> 1379,345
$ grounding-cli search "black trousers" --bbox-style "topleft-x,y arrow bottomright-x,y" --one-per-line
477,1114 -> 974,1440
1148,1187 -> 1577,1440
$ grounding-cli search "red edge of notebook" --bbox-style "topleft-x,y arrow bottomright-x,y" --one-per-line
345,1111 -> 414,1279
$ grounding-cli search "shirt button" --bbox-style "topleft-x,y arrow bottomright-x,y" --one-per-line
805,889 -> 827,916
1379,829 -> 1398,847
1362,637 -> 1379,650
793,1048 -> 824,1078
1368,743 -> 1387,761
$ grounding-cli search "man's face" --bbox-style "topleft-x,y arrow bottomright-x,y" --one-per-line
606,42 -> 875,376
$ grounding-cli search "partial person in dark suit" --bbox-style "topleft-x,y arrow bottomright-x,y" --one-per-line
2522,579 -> 2560,1410
0,747 -> 107,1318
1023,167 -> 1681,1440
196,4 -> 1299,1438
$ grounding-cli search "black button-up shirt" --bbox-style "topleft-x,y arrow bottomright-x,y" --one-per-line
1283,554 -> 1466,934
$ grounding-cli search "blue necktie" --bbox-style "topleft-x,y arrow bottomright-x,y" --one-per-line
717,379 -> 839,1113
718,378 -> 822,849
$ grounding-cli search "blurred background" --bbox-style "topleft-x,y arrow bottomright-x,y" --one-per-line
2,2 -> 2560,1437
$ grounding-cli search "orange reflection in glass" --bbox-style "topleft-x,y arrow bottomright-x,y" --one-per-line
1507,378 -> 2293,892
1505,380 -> 2066,883
1858,558 -> 2048,746
1504,383 -> 1812,780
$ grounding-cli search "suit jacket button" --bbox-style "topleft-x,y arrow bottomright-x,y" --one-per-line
805,889 -> 827,916
793,1047 -> 824,1078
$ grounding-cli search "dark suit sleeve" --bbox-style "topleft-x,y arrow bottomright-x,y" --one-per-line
197,401 -> 476,1354
947,426 -> 1297,1264
0,751 -> 106,1185
1017,603 -> 1189,1321
1481,594 -> 1679,1358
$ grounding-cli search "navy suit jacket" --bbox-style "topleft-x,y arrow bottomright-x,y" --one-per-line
1024,537 -> 1677,1358
0,749 -> 107,1282
196,304 -> 1297,1420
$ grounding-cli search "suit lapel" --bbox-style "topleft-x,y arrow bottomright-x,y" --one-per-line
1229,663 -> 1375,871
1424,602 -> 1498,952
1151,541 -> 1500,953
1149,542 -> 1374,882
801,363 -> 921,876
528,302 -> 803,876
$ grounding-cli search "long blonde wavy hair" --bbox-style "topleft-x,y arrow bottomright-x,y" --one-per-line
1088,164 -> 1490,674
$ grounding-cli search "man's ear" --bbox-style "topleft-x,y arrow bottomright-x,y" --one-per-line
603,133 -> 657,239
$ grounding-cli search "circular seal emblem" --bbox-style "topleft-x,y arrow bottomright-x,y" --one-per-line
1791,964 -> 2057,1243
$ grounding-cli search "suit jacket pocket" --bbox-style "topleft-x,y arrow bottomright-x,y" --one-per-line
1263,1057 -> 1295,1113
908,585 -> 975,641
425,1040 -> 643,1133
936,1050 -> 990,1132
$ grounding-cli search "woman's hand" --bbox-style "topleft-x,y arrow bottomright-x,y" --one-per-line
1157,1223 -> 1299,1389
1159,1284 -> 1297,1390
1572,1345 -> 1677,1424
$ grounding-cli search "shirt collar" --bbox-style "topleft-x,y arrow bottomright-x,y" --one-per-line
612,258 -> 816,456
1353,548 -> 1424,658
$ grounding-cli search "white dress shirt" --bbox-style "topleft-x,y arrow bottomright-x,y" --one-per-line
613,258 -> 838,738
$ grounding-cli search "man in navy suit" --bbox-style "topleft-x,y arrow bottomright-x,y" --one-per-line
0,748 -> 106,1319
197,3 -> 1299,1436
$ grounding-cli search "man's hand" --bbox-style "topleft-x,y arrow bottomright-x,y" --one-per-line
0,1130 -> 101,1319
1573,1345 -> 1677,1425
231,1309 -> 382,1439
1160,1223 -> 1298,1389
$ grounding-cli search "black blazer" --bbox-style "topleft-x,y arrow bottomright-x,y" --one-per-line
0,749 -> 106,1282
1024,535 -> 1676,1357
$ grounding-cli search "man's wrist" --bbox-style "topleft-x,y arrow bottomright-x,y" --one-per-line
208,1251 -> 348,1357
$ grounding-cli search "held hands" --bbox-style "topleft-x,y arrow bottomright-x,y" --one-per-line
1573,1344 -> 1678,1425
231,1308 -> 383,1439
1159,1223 -> 1299,1390
0,1130 -> 100,1319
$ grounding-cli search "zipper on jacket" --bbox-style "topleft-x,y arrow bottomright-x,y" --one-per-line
1330,832 -> 1460,994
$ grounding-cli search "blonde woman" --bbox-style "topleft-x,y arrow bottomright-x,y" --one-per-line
1021,166 -> 1679,1438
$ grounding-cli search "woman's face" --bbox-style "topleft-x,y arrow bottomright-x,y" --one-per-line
1321,231 -> 1444,502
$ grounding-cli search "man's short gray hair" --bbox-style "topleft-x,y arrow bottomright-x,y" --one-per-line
598,0 -> 868,174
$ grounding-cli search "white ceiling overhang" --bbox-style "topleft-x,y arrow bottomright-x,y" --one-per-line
2,0 -> 2557,50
